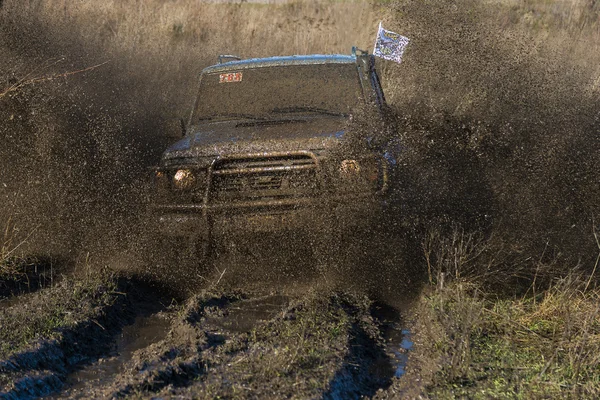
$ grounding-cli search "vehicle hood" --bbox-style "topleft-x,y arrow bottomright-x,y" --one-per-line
162,115 -> 347,162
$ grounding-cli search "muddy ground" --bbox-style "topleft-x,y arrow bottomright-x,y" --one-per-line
0,255 -> 416,399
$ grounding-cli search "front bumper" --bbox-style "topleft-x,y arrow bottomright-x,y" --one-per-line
152,149 -> 391,239
153,193 -> 381,239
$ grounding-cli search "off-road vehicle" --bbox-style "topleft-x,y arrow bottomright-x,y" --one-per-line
151,48 -> 399,266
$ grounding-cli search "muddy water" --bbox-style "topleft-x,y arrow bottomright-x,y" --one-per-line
51,295 -> 289,397
372,303 -> 413,380
54,313 -> 171,398
205,294 -> 289,332
386,327 -> 413,378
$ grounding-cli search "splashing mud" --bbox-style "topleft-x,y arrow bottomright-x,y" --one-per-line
382,0 -> 599,271
2,0 -> 597,282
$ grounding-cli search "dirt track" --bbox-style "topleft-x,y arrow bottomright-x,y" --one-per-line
0,265 -> 412,399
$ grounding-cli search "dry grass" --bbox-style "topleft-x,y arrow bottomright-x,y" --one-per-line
0,219 -> 18,279
16,0 -> 379,53
395,228 -> 600,399
0,0 -> 383,116
0,218 -> 35,281
501,0 -> 600,34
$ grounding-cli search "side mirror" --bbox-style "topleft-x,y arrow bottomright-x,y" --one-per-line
164,118 -> 186,140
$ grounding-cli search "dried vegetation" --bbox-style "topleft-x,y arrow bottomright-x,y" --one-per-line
389,230 -> 600,399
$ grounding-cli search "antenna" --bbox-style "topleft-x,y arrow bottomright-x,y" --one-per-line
218,55 -> 242,64
351,47 -> 368,56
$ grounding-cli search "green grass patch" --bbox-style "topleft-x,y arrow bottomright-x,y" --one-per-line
0,268 -> 119,359
402,276 -> 600,399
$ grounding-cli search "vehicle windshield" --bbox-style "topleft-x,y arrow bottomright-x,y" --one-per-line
193,63 -> 363,122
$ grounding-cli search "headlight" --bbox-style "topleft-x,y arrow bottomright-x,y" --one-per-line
173,169 -> 196,190
338,158 -> 381,190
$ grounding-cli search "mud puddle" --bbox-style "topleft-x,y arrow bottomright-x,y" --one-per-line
371,302 -> 412,379
52,313 -> 172,398
385,327 -> 413,378
204,294 -> 289,332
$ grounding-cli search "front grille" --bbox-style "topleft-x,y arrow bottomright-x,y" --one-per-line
217,174 -> 284,191
213,154 -> 317,173
210,153 -> 319,202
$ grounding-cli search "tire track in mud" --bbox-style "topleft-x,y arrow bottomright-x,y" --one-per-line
324,302 -> 407,400
67,291 -> 407,399
1,277 -> 411,399
52,311 -> 173,399
0,277 -> 169,399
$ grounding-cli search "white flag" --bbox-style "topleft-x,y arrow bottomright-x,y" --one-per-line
373,22 -> 410,63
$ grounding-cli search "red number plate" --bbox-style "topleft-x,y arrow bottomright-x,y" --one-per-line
219,72 -> 243,83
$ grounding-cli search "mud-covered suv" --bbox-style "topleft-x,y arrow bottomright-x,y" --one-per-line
152,48 -> 398,262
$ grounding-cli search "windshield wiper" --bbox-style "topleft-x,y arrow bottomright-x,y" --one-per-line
197,113 -> 267,121
270,106 -> 346,116
236,118 -> 308,127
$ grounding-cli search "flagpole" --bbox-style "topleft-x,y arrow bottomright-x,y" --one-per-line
374,21 -> 383,55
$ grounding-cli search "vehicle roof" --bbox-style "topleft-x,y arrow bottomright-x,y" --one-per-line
202,54 -> 358,74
